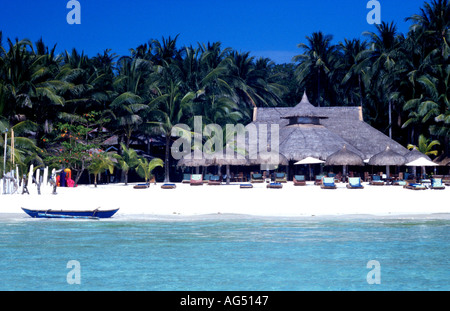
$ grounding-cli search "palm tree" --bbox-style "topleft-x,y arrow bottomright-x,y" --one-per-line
293,32 -> 339,107
147,79 -> 194,182
403,63 -> 449,154
363,22 -> 406,138
136,157 -> 163,183
114,142 -> 139,185
0,118 -> 44,177
58,48 -> 115,119
225,51 -> 284,122
110,56 -> 153,148
399,0 -> 450,157
406,0 -> 449,58
88,151 -> 116,187
338,39 -> 369,107
407,134 -> 441,157
2,38 -> 64,132
109,91 -> 148,148
149,35 -> 183,67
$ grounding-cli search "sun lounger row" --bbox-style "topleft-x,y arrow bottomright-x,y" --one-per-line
181,174 -> 446,189
403,178 -> 446,190
187,174 -> 226,186
249,172 -> 288,183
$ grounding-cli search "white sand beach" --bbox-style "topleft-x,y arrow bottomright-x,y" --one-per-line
0,181 -> 449,219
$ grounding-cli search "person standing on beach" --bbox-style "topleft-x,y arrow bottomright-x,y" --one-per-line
60,169 -> 66,187
22,175 -> 29,194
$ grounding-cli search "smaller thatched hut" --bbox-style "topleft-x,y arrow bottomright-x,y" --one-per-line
326,145 -> 364,166
369,146 -> 407,166
368,146 -> 406,177
326,145 -> 364,177
177,151 -> 211,167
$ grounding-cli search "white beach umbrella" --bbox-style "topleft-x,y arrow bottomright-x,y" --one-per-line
405,158 -> 438,167
406,157 -> 439,179
294,157 -> 325,165
294,157 -> 325,181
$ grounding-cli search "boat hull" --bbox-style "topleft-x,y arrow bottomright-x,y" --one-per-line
22,208 -> 119,219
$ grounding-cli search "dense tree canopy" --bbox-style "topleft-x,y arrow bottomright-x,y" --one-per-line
1,0 -> 448,182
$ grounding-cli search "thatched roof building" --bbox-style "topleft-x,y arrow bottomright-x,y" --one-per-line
404,148 -> 432,163
326,145 -> 364,166
368,146 -> 406,166
250,92 -> 409,162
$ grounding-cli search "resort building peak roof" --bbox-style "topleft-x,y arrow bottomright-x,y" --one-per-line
281,92 -> 328,119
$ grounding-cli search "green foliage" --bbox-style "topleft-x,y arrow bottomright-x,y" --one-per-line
407,134 -> 441,157
0,0 -> 449,184
136,157 -> 163,183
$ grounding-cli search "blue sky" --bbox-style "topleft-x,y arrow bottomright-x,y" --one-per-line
1,0 -> 427,63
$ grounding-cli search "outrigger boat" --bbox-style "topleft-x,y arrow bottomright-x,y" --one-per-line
21,207 -> 119,219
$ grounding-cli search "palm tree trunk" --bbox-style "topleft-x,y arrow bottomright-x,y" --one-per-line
388,100 -> 392,138
358,74 -> 364,108
124,171 -> 128,185
317,67 -> 321,107
164,135 -> 170,182
226,165 -> 231,185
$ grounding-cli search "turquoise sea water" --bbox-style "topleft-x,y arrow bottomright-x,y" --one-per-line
0,215 -> 449,291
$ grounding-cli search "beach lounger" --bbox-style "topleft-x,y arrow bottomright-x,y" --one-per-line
275,172 -> 287,183
203,174 -> 213,183
190,174 -> 203,186
314,175 -> 325,185
133,183 -> 149,189
267,182 -> 283,189
321,177 -> 337,189
392,180 -> 407,186
293,175 -> 306,186
181,174 -> 191,184
208,175 -> 221,185
250,173 -> 264,183
161,183 -> 176,189
328,173 -> 339,183
346,177 -> 364,189
443,175 -> 450,186
369,175 -> 385,186
240,184 -> 253,189
430,178 -> 445,190
404,181 -> 427,190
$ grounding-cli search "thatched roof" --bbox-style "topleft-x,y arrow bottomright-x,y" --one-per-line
254,103 -> 409,160
404,148 -> 432,162
177,151 -> 211,167
278,124 -> 364,161
177,149 -> 251,167
326,145 -> 364,166
434,156 -> 450,166
247,152 -> 289,165
211,148 -> 249,166
368,146 -> 406,166
281,92 -> 328,119
320,111 -> 409,159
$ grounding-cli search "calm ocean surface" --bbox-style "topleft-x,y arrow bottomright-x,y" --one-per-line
0,215 -> 448,291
